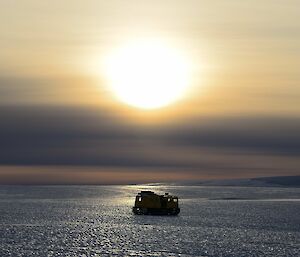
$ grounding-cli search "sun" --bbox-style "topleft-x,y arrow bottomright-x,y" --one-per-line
104,40 -> 191,109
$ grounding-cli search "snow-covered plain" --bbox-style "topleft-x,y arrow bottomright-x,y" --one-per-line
0,185 -> 299,256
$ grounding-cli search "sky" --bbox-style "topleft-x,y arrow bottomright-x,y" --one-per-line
0,0 -> 299,184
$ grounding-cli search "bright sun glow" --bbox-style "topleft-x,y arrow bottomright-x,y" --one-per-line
104,40 -> 191,109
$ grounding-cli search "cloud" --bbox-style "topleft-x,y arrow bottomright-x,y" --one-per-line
0,105 -> 299,173
159,116 -> 300,155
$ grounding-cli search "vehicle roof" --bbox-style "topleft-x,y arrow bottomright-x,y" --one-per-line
137,191 -> 178,198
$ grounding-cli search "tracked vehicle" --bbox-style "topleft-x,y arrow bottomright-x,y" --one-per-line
132,191 -> 180,215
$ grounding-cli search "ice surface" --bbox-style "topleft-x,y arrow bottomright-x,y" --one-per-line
0,185 -> 299,256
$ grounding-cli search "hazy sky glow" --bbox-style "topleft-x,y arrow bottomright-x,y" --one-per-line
0,1 -> 299,184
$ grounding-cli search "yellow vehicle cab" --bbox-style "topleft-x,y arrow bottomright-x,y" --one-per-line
132,191 -> 180,215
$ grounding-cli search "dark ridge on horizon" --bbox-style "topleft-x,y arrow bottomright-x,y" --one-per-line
1,176 -> 299,187
252,176 -> 300,187
174,175 -> 300,188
